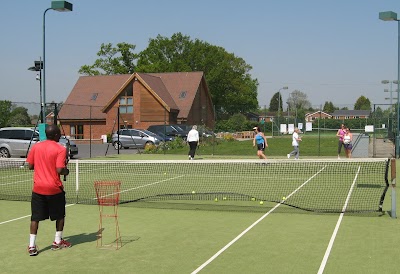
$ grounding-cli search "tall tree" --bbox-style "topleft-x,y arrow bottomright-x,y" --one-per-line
286,90 -> 311,111
136,33 -> 259,117
323,101 -> 336,113
0,100 -> 12,127
354,96 -> 371,110
269,92 -> 283,112
79,42 -> 138,75
8,106 -> 31,126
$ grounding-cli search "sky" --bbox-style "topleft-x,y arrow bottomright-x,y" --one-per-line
1,0 -> 400,113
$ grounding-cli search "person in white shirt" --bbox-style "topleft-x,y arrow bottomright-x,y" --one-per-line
187,125 -> 199,160
287,127 -> 302,160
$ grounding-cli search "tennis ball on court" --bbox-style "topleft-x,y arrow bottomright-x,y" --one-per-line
164,172 -> 167,175
282,197 -> 286,201
259,201 -> 264,205
223,197 -> 227,200
251,197 -> 256,201
192,191 -> 196,194
214,198 -> 218,202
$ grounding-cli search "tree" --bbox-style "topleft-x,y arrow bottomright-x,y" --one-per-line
0,100 -> 12,127
79,42 -> 138,75
8,106 -> 31,126
269,92 -> 283,112
286,90 -> 311,111
323,101 -> 336,113
354,96 -> 371,110
136,33 -> 259,117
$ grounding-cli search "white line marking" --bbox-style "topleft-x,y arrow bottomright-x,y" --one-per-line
0,204 -> 76,225
317,165 -> 360,274
191,166 -> 327,274
0,175 -> 186,225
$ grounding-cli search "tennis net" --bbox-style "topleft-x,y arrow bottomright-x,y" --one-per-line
0,158 -> 390,213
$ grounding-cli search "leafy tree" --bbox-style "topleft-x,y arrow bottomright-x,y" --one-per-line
0,100 -> 12,127
323,101 -> 336,113
79,42 -> 138,75
8,106 -> 31,126
136,33 -> 259,117
286,90 -> 311,111
269,92 -> 283,112
354,96 -> 371,110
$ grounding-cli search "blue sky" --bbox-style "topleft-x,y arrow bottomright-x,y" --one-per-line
1,0 -> 400,111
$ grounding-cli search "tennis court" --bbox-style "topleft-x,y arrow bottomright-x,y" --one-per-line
0,158 -> 399,273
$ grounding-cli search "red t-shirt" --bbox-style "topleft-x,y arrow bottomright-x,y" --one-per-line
26,140 -> 67,195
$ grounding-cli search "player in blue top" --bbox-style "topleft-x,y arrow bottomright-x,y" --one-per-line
252,126 -> 268,159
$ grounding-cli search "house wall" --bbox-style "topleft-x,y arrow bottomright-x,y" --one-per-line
186,80 -> 215,128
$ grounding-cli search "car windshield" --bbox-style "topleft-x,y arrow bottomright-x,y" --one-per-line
140,129 -> 157,136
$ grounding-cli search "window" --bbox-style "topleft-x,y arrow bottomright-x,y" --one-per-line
179,91 -> 187,99
71,125 -> 84,139
91,93 -> 98,101
119,97 -> 133,113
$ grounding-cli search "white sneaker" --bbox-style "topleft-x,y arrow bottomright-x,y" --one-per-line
338,156 -> 340,159
287,154 -> 290,159
189,156 -> 192,160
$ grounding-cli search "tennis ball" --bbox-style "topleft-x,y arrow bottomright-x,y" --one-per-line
164,172 -> 167,175
191,191 -> 196,194
259,201 -> 264,205
251,197 -> 256,201
214,198 -> 218,202
19,165 -> 24,169
223,197 -> 227,200
282,197 -> 286,201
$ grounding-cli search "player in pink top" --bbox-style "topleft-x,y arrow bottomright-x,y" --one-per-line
336,124 -> 347,159
25,125 -> 71,256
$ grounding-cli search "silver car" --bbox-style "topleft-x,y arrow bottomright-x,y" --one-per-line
112,129 -> 162,150
0,127 -> 78,158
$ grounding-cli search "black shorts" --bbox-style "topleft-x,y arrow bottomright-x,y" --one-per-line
257,143 -> 265,151
31,191 -> 66,221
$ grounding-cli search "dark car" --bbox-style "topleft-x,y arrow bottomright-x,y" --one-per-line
147,125 -> 187,140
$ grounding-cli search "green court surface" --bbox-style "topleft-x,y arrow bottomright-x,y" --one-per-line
0,160 -> 399,273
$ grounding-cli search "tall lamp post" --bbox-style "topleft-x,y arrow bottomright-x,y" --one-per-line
28,59 -> 43,122
42,1 -> 73,124
277,86 -> 288,134
379,11 -> 400,158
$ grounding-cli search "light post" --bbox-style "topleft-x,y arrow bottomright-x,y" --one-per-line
277,86 -> 288,134
379,11 -> 400,158
28,59 -> 43,122
42,1 -> 73,124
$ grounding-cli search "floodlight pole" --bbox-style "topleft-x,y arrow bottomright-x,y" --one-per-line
277,86 -> 288,135
42,1 -> 73,124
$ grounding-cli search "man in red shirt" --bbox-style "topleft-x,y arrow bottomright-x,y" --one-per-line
26,124 -> 71,256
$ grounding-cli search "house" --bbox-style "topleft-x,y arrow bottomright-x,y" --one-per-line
330,110 -> 370,120
305,111 -> 332,122
58,72 -> 215,140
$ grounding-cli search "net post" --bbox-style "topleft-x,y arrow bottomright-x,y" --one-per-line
391,158 -> 396,219
75,160 -> 79,204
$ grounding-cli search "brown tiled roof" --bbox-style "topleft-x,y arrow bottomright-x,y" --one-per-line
136,73 -> 179,110
59,74 -> 131,120
146,72 -> 204,119
59,72 -> 204,120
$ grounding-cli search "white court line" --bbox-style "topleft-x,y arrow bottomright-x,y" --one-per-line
317,165 -> 360,274
191,166 -> 327,274
0,175 -> 185,225
0,204 -> 76,225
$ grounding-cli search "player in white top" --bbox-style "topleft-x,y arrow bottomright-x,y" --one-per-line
187,125 -> 199,160
287,127 -> 302,159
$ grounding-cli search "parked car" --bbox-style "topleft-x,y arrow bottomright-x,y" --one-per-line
112,129 -> 162,150
59,136 -> 79,158
147,125 -> 187,140
0,127 -> 78,158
